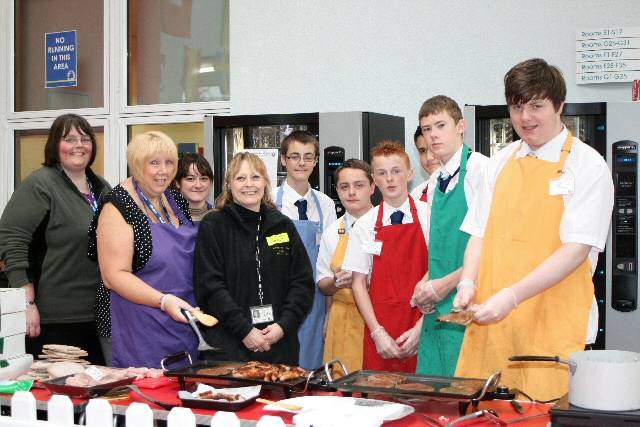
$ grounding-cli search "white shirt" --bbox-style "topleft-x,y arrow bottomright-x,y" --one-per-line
438,146 -> 488,202
273,181 -> 337,233
410,172 -> 439,207
461,127 -> 613,258
316,212 -> 358,283
343,197 -> 431,275
461,127 -> 614,344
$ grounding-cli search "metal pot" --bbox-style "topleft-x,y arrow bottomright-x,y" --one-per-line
510,350 -> 640,411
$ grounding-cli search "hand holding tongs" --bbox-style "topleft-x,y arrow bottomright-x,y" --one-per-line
181,309 -> 219,353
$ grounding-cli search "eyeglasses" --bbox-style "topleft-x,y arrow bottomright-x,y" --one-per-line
64,136 -> 92,145
286,154 -> 317,163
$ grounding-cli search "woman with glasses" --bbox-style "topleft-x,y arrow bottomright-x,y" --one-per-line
173,153 -> 214,222
194,152 -> 314,364
0,114 -> 111,364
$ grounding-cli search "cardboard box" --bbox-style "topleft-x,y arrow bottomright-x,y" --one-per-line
0,353 -> 33,381
0,311 -> 27,338
0,288 -> 26,315
0,333 -> 26,359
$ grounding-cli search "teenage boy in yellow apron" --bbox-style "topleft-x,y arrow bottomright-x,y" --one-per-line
316,159 -> 374,372
411,96 -> 487,376
454,59 -> 614,401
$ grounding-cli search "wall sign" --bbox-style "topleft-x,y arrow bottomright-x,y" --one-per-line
576,27 -> 640,84
45,30 -> 77,88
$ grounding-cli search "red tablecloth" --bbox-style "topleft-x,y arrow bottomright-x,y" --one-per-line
19,380 -> 552,426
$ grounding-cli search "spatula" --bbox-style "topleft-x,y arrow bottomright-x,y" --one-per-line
191,309 -> 218,327
181,309 -> 219,354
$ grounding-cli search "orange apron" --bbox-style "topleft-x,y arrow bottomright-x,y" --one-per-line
364,197 -> 426,372
322,218 -> 365,372
455,133 -> 593,401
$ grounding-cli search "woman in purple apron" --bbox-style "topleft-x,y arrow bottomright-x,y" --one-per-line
91,131 -> 198,367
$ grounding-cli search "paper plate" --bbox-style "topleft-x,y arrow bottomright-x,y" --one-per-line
262,395 -> 414,422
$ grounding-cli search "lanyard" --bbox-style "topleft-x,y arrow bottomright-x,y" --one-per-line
133,178 -> 175,226
255,215 -> 264,305
86,178 -> 98,213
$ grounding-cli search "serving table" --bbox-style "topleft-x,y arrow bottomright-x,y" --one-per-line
0,379 -> 551,426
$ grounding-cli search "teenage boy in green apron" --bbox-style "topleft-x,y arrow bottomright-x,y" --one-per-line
411,96 -> 488,376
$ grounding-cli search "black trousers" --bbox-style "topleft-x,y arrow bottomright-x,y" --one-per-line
26,321 -> 105,365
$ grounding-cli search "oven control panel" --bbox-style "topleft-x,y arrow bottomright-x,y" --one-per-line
612,140 -> 638,312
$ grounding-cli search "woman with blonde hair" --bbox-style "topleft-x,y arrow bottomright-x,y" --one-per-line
194,152 -> 314,364
89,131 -> 198,367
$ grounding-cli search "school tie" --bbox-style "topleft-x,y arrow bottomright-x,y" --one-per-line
390,210 -> 404,225
439,167 -> 459,193
294,199 -> 308,220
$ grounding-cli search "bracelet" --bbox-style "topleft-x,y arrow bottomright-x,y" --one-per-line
159,294 -> 172,312
427,280 -> 442,302
457,278 -> 476,290
26,300 -> 36,308
505,287 -> 519,309
369,325 -> 385,337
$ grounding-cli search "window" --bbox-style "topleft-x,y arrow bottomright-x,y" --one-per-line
127,0 -> 229,106
14,0 -> 104,111
14,127 -> 105,186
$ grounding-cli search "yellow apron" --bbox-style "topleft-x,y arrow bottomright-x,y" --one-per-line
456,133 -> 593,401
322,218 -> 365,372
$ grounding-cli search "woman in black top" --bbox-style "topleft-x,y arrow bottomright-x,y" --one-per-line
194,152 -> 314,365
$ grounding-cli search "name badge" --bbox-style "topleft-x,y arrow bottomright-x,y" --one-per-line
266,233 -> 289,246
250,304 -> 274,324
362,240 -> 383,256
549,177 -> 574,196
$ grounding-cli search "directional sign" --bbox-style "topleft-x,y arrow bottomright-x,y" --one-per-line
45,30 -> 77,88
576,27 -> 640,85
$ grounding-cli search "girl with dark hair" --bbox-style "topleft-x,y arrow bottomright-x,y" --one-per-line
0,113 -> 110,364
173,153 -> 214,221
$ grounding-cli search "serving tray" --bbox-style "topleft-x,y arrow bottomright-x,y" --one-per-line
330,370 -> 488,400
164,360 -> 309,396
40,374 -> 136,399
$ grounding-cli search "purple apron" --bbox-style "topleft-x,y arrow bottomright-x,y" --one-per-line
111,192 -> 198,368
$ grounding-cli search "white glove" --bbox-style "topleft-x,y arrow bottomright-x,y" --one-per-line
396,320 -> 423,357
472,287 -> 519,324
370,326 -> 402,359
334,269 -> 353,289
453,279 -> 477,310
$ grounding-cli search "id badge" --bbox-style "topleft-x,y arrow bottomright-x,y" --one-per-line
250,304 -> 274,324
362,240 -> 383,256
549,177 -> 574,196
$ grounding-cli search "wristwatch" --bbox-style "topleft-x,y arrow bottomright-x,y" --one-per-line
26,300 -> 36,307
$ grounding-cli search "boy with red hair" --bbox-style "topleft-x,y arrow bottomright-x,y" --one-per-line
343,141 -> 429,372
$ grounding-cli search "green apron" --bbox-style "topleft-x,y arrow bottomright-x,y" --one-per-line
416,144 -> 471,376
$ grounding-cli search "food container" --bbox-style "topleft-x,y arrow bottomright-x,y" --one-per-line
510,350 -> 640,411
40,374 -> 136,399
178,383 -> 260,411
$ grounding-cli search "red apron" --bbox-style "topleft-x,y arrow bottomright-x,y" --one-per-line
363,196 -> 427,372
419,183 -> 429,203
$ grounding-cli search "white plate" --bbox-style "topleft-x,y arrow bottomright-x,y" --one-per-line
262,395 -> 414,422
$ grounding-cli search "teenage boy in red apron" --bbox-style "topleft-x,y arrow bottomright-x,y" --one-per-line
454,58 -> 614,401
410,125 -> 440,205
343,141 -> 430,372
